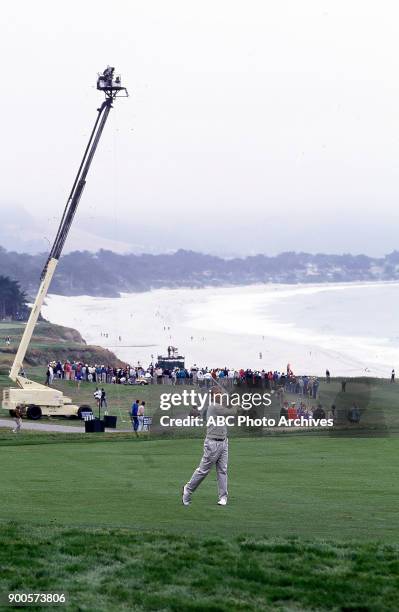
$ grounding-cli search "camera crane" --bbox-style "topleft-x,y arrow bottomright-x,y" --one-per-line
3,67 -> 128,419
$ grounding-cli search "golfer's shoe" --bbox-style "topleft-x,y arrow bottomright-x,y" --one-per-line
182,485 -> 191,506
217,497 -> 227,506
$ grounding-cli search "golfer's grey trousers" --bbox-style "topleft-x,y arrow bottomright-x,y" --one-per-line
186,437 -> 228,500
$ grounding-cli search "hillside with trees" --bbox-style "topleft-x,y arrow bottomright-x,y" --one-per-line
1,245 -> 399,298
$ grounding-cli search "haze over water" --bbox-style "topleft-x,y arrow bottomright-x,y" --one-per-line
42,282 -> 399,377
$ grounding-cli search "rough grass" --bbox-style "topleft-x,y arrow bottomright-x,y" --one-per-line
0,522 -> 398,611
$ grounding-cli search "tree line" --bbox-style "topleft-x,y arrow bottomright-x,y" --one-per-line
1,245 -> 399,298
0,275 -> 28,320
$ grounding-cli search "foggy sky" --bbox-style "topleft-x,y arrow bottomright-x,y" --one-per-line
2,1 -> 399,257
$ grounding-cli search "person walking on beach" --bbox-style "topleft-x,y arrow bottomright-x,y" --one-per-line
391,369 -> 395,383
182,386 -> 230,507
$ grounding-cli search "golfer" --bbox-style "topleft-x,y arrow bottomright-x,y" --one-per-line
182,386 -> 230,506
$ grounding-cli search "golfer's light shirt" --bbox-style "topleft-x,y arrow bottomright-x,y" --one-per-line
205,402 -> 230,439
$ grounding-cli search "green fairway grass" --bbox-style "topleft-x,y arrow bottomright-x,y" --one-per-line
1,435 -> 398,540
0,433 -> 398,609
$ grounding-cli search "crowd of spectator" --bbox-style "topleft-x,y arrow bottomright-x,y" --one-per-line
44,360 -> 365,424
279,400 -> 332,421
44,361 -> 322,396
45,361 -> 153,386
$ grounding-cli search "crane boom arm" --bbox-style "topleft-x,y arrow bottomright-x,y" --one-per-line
9,258 -> 58,382
9,88 -> 117,385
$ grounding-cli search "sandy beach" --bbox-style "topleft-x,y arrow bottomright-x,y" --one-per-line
41,282 -> 399,377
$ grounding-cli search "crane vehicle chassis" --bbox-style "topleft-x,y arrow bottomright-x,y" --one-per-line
2,67 -> 128,420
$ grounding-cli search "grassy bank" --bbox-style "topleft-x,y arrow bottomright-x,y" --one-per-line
0,320 -> 123,374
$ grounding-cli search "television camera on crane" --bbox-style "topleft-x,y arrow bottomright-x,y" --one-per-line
2,67 -> 128,420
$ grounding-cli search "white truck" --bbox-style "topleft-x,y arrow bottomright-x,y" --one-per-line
2,67 -> 128,420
